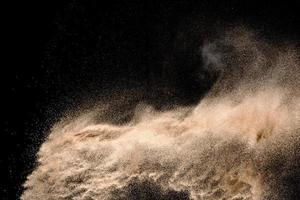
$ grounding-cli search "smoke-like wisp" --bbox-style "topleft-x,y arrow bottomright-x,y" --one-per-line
22,28 -> 300,200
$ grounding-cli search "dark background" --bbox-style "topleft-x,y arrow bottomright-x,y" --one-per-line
2,0 -> 300,199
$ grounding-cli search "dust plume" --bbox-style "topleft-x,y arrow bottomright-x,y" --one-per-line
22,27 -> 300,200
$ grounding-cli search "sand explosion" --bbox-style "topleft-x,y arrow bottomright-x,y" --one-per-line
22,28 -> 300,200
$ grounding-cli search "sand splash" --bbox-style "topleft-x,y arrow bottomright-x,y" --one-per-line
22,28 -> 300,200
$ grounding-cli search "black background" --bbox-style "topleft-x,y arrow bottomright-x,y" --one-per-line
2,0 -> 300,199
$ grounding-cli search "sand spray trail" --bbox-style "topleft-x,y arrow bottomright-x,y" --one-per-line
22,28 -> 300,200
